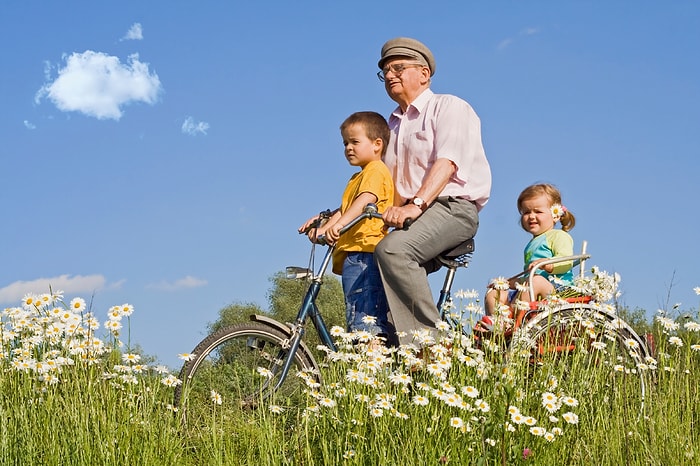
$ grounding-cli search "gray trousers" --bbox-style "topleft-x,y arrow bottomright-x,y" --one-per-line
374,197 -> 478,345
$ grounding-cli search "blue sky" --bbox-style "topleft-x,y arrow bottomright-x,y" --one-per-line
2,1 -> 699,368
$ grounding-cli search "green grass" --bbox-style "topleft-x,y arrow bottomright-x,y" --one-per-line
2,291 -> 699,465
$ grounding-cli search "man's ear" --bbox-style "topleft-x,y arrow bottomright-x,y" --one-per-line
419,66 -> 431,85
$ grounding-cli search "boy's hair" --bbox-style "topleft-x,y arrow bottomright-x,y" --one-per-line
340,111 -> 390,157
517,183 -> 576,232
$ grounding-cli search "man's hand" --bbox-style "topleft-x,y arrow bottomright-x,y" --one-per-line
382,203 -> 422,228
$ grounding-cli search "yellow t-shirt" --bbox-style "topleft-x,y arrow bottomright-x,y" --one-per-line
332,159 -> 394,274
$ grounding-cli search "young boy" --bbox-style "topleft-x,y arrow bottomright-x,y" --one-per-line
299,111 -> 395,343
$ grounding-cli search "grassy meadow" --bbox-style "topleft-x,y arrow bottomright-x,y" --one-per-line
1,284 -> 698,465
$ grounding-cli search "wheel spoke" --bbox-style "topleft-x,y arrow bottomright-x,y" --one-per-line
512,303 -> 651,414
174,323 -> 318,428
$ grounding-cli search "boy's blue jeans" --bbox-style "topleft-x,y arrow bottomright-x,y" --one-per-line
341,252 -> 394,339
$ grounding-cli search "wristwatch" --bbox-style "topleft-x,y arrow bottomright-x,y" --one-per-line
411,197 -> 428,212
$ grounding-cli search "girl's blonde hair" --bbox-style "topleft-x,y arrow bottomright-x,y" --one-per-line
517,183 -> 576,232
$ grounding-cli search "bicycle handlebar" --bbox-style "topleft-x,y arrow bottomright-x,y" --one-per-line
338,204 -> 381,235
310,203 -> 412,245
361,203 -> 414,230
500,241 -> 590,302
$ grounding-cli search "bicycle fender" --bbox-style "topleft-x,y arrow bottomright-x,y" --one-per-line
249,314 -> 319,368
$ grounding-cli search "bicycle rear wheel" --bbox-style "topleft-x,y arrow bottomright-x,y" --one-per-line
174,322 -> 318,424
512,303 -> 652,413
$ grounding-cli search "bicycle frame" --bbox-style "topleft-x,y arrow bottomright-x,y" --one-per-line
435,239 -> 476,330
266,204 -> 385,388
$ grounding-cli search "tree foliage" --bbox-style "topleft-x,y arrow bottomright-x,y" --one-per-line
616,305 -> 653,336
266,270 -> 345,352
207,301 -> 265,333
208,271 -> 346,351
267,271 -> 345,329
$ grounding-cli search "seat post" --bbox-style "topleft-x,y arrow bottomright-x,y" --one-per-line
436,266 -> 457,318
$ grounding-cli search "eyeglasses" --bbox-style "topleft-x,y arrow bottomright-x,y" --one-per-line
377,63 -> 425,82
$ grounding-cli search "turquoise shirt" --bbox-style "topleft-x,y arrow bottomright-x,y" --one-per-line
523,229 -> 575,286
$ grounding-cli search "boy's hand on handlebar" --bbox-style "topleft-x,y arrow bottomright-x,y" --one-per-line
324,222 -> 343,245
298,215 -> 320,235
299,215 -> 327,244
382,204 -> 421,229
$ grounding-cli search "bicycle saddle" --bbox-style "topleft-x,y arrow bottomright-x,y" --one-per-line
437,238 -> 475,268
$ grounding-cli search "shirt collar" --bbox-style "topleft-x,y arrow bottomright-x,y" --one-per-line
391,88 -> 433,119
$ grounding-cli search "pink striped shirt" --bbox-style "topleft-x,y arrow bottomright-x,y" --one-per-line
383,89 -> 491,211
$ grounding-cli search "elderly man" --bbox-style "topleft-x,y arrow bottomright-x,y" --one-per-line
374,37 -> 492,345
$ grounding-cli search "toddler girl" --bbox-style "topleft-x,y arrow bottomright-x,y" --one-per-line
484,183 -> 576,320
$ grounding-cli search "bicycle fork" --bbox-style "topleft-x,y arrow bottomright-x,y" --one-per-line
272,279 -> 336,391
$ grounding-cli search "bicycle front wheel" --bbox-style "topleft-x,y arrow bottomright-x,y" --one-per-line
174,322 -> 318,423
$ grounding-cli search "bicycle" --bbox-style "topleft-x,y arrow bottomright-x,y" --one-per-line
174,204 -> 652,422
477,246 -> 654,411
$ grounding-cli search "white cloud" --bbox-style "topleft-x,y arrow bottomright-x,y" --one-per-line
182,116 -> 210,136
497,39 -> 513,51
35,51 -> 162,120
122,23 -> 143,41
0,274 -> 120,304
23,120 -> 36,129
146,275 -> 208,292
497,27 -> 540,51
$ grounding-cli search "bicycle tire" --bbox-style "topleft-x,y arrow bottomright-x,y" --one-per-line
173,322 -> 318,421
512,302 -> 651,412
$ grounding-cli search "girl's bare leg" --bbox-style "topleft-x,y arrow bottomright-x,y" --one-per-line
485,287 -> 509,316
520,275 -> 554,302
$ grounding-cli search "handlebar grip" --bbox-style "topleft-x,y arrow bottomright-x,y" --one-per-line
300,209 -> 335,234
369,211 -> 411,229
